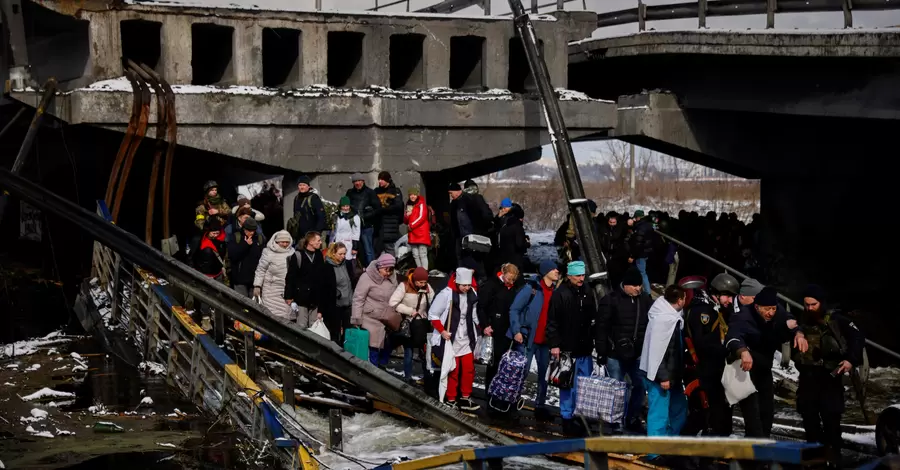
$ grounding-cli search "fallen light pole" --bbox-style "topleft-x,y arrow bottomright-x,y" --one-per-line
507,0 -> 609,298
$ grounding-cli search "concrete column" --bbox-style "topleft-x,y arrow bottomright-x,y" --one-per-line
301,24 -> 328,86
543,32 -> 567,88
364,27 -> 390,88
235,22 -> 263,86
483,28 -> 507,90
86,12 -> 122,81
161,17 -> 193,84
423,31 -> 450,89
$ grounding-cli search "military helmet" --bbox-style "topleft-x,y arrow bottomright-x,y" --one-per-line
203,180 -> 219,192
710,273 -> 739,296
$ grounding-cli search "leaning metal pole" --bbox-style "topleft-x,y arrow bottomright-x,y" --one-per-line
508,0 -> 608,297
657,228 -> 900,362
0,78 -> 57,224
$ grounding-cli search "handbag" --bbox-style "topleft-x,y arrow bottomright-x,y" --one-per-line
375,305 -> 402,331
547,352 -> 575,389
614,298 -> 642,360
409,291 -> 432,347
574,367 -> 629,424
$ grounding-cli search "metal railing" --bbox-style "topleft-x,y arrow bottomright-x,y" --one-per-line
90,201 -> 319,469
372,435 -> 827,469
596,0 -> 900,31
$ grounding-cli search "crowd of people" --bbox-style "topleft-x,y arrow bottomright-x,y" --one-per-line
186,176 -> 863,468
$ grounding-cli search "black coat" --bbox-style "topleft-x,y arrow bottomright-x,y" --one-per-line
345,185 -> 380,229
193,236 -> 226,277
450,193 -> 493,239
497,218 -> 529,270
545,281 -> 597,358
292,192 -> 326,239
284,249 -> 326,307
319,260 -> 354,323
629,217 -> 655,259
725,304 -> 798,365
477,274 -> 523,335
227,232 -> 266,286
374,183 -> 404,243
655,325 -> 684,384
596,288 -> 651,360
685,293 -> 732,380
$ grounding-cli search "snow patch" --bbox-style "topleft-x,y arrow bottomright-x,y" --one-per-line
1,330 -> 73,358
21,388 -> 76,401
55,428 -> 75,436
25,363 -> 41,372
157,442 -> 177,448
140,396 -> 154,406
138,361 -> 167,375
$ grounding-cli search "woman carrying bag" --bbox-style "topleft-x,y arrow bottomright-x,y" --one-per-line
389,267 -> 434,383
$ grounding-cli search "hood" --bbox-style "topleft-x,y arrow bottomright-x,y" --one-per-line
365,260 -> 388,284
447,271 -> 478,293
267,230 -> 296,254
326,256 -> 342,267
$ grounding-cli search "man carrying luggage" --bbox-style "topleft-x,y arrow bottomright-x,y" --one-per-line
546,261 -> 597,436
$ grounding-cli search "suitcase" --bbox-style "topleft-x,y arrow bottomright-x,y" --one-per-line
574,372 -> 628,424
344,327 -> 370,361
487,349 -> 528,412
462,234 -> 492,253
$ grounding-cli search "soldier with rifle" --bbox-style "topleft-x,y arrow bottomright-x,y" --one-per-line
681,273 -> 740,439
794,284 -> 865,468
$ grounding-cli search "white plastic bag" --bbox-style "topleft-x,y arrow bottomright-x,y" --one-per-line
721,359 -> 757,405
474,335 -> 493,365
309,319 -> 331,340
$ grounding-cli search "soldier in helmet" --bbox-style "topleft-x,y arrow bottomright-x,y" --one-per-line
683,272 -> 740,438
195,180 -> 232,231
794,284 -> 864,467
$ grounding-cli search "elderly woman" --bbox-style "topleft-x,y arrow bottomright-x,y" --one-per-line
253,230 -> 295,321
351,254 -> 398,367
388,267 -> 434,382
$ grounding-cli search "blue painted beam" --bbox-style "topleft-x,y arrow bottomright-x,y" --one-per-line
751,441 -> 824,465
473,438 -> 586,460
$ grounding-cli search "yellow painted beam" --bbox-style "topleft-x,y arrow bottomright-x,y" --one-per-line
171,306 -> 207,336
584,437 -> 774,460
224,363 -> 263,396
393,449 -> 477,470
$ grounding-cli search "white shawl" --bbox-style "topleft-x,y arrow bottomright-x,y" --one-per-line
639,296 -> 684,381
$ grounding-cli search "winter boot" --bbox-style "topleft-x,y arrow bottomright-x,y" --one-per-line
457,397 -> 481,412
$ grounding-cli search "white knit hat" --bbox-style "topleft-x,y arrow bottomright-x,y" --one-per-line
455,268 -> 473,285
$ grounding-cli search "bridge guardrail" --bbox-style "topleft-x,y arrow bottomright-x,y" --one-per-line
89,200 -> 319,469
596,0 -> 900,32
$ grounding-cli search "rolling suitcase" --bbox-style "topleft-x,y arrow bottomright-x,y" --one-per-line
487,348 -> 528,412
344,327 -> 370,361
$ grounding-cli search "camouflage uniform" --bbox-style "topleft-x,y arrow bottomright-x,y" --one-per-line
194,181 -> 232,231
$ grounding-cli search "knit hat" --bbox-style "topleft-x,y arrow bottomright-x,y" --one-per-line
448,182 -> 462,191
274,230 -> 292,243
567,261 -> 586,276
755,287 -> 778,307
740,278 -> 764,297
339,196 -> 351,206
412,267 -> 429,282
623,266 -> 643,286
464,179 -> 477,189
538,259 -> 558,278
242,218 -> 258,232
376,253 -> 396,269
297,175 -> 311,186
377,171 -> 392,183
205,218 -> 223,232
803,284 -> 827,303
408,186 -> 420,196
500,198 -> 513,209
455,267 -> 474,285
236,206 -> 253,219
237,195 -> 250,207
350,173 -> 365,182
634,209 -> 645,218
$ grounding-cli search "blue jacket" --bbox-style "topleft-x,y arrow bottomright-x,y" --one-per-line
507,280 -> 554,349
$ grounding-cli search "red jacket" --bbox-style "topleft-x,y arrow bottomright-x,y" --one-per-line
404,196 -> 431,246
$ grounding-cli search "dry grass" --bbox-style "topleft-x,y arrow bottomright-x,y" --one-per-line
480,179 -> 760,231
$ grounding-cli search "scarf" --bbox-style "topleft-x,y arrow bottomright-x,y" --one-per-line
205,195 -> 224,207
338,209 -> 357,228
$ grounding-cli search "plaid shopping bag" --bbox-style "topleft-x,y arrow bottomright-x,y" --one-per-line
574,373 -> 629,424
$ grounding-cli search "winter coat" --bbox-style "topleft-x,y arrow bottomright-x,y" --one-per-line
320,257 -> 354,325
331,211 -> 361,260
374,183 -> 404,243
450,193 -> 492,239
225,220 -> 264,240
195,197 -> 231,231
345,184 -> 380,229
725,304 -> 798,365
227,230 -> 266,286
194,234 -> 227,277
284,248 -> 326,308
253,231 -> 296,321
629,217 -> 655,259
389,282 -> 435,318
497,217 -> 529,270
508,279 -> 555,349
404,196 -> 431,246
350,260 -> 398,348
477,273 -> 522,340
290,191 -> 326,240
545,281 -> 597,357
428,285 -> 480,356
685,292 -> 731,380
596,287 -> 652,360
